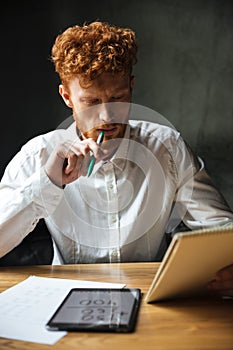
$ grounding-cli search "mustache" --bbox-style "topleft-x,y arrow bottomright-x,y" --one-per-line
85,123 -> 123,133
96,123 -> 121,130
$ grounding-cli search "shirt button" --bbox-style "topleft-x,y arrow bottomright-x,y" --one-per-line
112,250 -> 118,257
108,184 -> 113,190
111,216 -> 117,224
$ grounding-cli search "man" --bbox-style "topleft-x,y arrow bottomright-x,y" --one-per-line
0,21 -> 233,295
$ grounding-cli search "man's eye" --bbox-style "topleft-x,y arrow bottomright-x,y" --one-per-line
84,99 -> 100,105
112,95 -> 123,100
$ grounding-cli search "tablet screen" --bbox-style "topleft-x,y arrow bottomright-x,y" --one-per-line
46,288 -> 141,333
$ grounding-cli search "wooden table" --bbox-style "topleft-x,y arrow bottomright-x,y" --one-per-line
0,262 -> 233,350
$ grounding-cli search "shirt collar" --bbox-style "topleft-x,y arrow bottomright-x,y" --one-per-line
111,124 -> 130,171
66,121 -> 80,140
92,124 -> 130,174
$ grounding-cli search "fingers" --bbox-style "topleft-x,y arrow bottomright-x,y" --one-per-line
216,264 -> 233,281
63,154 -> 84,182
49,138 -> 107,186
64,153 -> 81,175
61,141 -> 88,183
63,139 -> 104,174
65,138 -> 105,160
208,278 -> 233,291
207,264 -> 233,297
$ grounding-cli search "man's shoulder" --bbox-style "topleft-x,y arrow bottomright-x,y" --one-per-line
129,119 -> 180,142
21,123 -> 76,154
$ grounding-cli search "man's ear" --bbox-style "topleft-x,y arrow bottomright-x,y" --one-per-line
130,76 -> 135,91
59,84 -> 73,108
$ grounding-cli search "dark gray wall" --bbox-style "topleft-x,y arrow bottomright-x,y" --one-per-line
1,0 -> 233,208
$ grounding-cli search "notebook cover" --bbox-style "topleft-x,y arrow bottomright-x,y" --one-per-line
145,225 -> 233,303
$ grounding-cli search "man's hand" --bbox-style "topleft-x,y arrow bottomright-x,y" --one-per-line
208,263 -> 233,297
44,138 -> 106,187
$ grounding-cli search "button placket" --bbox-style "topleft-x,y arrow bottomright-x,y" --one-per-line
110,248 -> 120,263
103,162 -> 121,262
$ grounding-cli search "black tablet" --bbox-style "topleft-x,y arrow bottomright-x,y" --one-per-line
46,288 -> 141,333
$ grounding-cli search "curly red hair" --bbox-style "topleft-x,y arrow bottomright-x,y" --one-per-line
51,21 -> 137,87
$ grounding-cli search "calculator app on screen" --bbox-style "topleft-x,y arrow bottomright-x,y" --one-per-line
46,288 -> 141,332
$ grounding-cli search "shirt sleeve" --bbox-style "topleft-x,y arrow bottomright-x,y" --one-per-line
166,136 -> 233,232
0,138 -> 64,258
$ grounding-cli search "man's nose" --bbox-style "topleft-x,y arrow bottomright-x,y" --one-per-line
98,103 -> 114,123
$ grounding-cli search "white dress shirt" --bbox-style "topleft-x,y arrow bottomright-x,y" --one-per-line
0,120 -> 233,264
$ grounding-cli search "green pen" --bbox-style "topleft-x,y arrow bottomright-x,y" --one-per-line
87,131 -> 104,177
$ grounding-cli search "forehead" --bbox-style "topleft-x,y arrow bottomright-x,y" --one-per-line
69,72 -> 131,97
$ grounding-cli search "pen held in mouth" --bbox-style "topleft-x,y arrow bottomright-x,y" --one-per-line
96,130 -> 105,145
87,131 -> 104,177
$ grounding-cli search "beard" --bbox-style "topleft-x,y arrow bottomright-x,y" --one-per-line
74,120 -> 127,161
81,122 -> 127,142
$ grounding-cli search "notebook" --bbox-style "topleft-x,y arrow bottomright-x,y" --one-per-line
145,225 -> 233,303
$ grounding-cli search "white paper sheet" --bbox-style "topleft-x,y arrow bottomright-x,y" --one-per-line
0,276 -> 125,345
